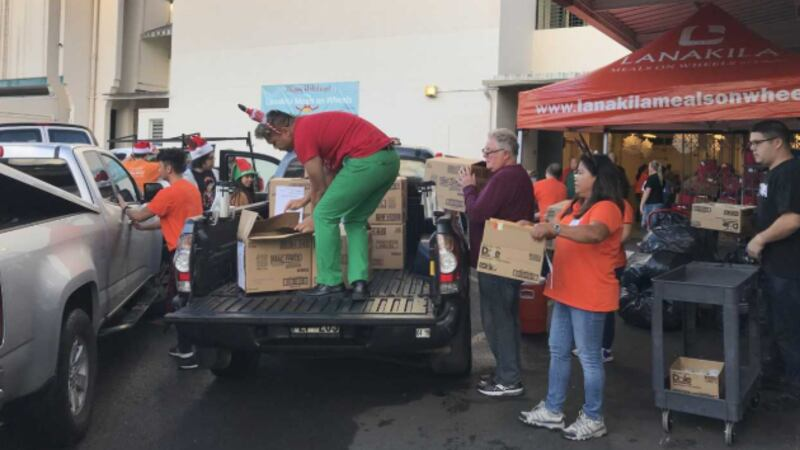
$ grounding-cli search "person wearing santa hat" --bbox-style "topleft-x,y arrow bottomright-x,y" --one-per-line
183,134 -> 219,210
230,157 -> 257,207
122,140 -> 161,192
244,105 -> 399,299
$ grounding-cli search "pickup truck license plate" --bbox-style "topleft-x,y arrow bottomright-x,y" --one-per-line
290,326 -> 340,337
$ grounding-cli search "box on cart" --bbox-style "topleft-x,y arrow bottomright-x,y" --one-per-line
670,357 -> 725,399
690,202 -> 755,235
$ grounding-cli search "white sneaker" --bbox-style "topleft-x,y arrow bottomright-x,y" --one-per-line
562,410 -> 607,441
519,401 -> 566,430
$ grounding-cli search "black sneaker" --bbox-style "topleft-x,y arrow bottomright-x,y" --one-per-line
350,280 -> 370,301
478,382 -> 524,397
178,356 -> 199,370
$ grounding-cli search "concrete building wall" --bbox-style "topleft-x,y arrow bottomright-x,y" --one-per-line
531,26 -> 628,79
0,0 -> 48,79
166,0 -> 501,158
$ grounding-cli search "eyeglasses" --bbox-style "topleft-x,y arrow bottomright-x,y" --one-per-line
482,147 -> 505,157
748,136 -> 777,148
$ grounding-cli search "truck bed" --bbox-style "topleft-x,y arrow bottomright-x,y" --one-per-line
169,269 -> 435,325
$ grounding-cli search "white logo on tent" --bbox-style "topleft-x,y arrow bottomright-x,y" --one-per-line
679,25 -> 725,47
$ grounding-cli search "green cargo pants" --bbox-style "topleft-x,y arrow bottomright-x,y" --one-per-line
313,148 -> 400,285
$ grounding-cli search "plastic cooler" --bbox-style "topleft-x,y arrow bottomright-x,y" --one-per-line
519,282 -> 547,334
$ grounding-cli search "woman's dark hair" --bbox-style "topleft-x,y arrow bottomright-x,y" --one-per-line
191,153 -> 213,170
234,177 -> 255,204
562,154 -> 624,220
157,149 -> 187,173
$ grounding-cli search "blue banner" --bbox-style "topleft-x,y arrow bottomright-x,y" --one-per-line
261,81 -> 359,116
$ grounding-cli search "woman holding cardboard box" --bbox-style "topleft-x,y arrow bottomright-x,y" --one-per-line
243,105 -> 399,300
518,154 -> 624,441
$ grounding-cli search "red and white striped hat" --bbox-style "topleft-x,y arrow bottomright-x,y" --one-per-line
187,135 -> 214,160
132,140 -> 154,155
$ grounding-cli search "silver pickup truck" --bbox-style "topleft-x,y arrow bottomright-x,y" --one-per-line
0,143 -> 163,445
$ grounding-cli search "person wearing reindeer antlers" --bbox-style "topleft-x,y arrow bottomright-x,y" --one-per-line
240,104 -> 399,300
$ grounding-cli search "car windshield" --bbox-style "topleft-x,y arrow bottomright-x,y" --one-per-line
0,128 -> 43,143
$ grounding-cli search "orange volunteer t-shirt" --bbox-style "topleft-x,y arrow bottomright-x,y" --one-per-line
612,200 -> 635,269
147,179 -> 203,251
533,177 -> 567,221
123,159 -> 161,192
544,200 -> 623,312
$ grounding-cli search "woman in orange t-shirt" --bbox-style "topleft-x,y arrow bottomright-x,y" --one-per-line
519,154 -> 624,441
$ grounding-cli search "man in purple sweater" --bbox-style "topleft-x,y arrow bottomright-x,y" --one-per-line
459,128 -> 535,397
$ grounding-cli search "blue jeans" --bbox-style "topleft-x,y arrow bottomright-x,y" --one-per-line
546,302 -> 607,420
478,272 -> 522,386
761,272 -> 800,382
641,203 -> 664,229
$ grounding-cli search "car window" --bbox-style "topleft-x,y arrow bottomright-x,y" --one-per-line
48,128 -> 92,144
99,154 -> 139,202
1,157 -> 80,196
225,155 -> 278,193
84,152 -> 117,202
0,128 -> 43,143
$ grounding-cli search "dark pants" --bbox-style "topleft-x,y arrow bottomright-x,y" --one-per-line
478,272 -> 523,386
761,272 -> 800,383
602,267 -> 625,350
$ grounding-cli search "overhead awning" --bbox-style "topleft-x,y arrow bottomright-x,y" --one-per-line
517,4 -> 800,130
555,0 -> 800,52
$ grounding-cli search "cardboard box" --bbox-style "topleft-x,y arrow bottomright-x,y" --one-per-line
369,177 -> 407,224
310,225 -> 373,288
544,200 -> 572,224
670,357 -> 725,398
268,178 -> 313,222
543,199 -> 572,251
423,157 -> 492,212
370,224 -> 405,269
237,211 -> 314,294
477,219 -> 546,283
690,202 -> 755,235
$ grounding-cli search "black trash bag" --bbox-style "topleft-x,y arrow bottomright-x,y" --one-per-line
639,213 -> 701,255
621,252 -> 691,291
619,287 -> 682,331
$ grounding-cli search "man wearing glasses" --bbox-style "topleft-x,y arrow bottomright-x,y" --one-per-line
746,120 -> 800,400
458,128 -> 535,397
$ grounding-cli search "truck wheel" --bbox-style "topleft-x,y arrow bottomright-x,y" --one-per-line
41,308 -> 97,445
430,307 -> 472,376
210,350 -> 259,378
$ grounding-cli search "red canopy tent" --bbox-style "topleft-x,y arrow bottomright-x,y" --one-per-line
517,4 -> 800,131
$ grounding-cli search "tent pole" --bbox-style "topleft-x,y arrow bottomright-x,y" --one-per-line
517,129 -> 523,164
602,131 -> 609,155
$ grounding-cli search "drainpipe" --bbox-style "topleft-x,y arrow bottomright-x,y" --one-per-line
88,0 -> 100,132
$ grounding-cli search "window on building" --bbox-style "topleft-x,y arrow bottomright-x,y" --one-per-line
149,118 -> 164,140
537,0 -> 586,30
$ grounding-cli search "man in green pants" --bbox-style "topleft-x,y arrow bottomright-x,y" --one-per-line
243,106 -> 399,299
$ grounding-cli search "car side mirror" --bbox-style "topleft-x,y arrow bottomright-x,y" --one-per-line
143,183 -> 163,202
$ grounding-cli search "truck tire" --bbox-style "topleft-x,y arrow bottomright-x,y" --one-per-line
430,306 -> 472,376
42,308 -> 97,445
209,350 -> 259,378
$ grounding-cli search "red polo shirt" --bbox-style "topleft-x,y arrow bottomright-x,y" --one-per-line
293,111 -> 392,173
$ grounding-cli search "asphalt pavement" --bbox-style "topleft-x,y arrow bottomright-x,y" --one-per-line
2,273 -> 799,450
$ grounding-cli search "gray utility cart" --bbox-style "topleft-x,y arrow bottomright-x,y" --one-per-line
652,262 -> 761,446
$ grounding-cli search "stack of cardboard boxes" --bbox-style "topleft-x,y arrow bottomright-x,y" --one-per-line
368,177 -> 407,270
268,178 -> 313,220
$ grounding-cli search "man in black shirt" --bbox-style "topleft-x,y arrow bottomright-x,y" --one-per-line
746,120 -> 800,395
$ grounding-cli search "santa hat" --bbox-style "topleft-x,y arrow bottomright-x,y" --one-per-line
187,135 -> 214,160
232,158 -> 257,181
132,140 -> 154,155
237,103 -> 282,134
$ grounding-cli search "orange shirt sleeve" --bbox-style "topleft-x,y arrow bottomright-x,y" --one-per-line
587,201 -> 622,234
623,200 -> 634,224
147,187 -> 174,217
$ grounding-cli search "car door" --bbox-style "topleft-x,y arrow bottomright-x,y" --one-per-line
81,151 -> 131,314
219,150 -> 280,203
97,153 -> 161,295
